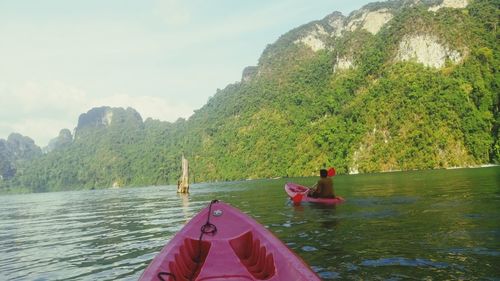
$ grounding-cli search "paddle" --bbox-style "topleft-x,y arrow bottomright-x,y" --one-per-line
328,167 -> 336,177
292,193 -> 303,204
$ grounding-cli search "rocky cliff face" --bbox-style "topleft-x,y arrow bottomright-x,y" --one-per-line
294,24 -> 330,52
346,8 -> 394,34
290,12 -> 346,52
429,0 -> 469,11
291,5 -> 395,53
334,56 -> 354,72
265,0 -> 470,72
395,34 -> 464,68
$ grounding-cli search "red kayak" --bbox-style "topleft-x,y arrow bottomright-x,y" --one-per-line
285,182 -> 345,204
140,200 -> 320,281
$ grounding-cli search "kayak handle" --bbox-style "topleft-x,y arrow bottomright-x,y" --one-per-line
158,272 -> 176,281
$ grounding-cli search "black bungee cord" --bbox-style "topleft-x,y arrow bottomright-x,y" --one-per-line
157,199 -> 219,281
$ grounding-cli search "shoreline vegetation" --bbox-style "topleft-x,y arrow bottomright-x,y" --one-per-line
1,165 -> 498,195
364,163 -> 499,174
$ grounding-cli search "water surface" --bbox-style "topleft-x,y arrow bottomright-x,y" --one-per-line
1,167 -> 499,280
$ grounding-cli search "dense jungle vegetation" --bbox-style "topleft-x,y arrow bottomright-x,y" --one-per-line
1,0 -> 498,192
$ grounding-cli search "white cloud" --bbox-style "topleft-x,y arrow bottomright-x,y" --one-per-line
0,118 -> 73,147
0,80 -> 89,146
9,80 -> 87,114
161,4 -> 302,48
154,0 -> 191,26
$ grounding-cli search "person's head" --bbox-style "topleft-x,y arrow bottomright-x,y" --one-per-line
320,169 -> 328,178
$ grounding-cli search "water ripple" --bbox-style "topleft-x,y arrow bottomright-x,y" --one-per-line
1,168 -> 499,280
361,257 -> 450,268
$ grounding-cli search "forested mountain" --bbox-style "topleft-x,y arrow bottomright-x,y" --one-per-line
1,0 -> 498,192
0,134 -> 42,181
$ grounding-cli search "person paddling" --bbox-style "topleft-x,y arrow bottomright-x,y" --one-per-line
308,169 -> 335,198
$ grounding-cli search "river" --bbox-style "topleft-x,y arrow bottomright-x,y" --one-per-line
0,167 -> 499,280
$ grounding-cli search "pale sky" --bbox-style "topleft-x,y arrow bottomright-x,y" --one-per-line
0,0 -> 373,147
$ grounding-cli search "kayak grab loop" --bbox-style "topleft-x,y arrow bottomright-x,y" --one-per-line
201,223 -> 217,234
187,199 -> 219,281
201,199 -> 219,235
157,272 -> 176,281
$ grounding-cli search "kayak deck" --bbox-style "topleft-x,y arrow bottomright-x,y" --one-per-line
140,200 -> 320,281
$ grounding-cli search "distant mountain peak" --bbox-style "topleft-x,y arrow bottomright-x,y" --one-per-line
77,106 -> 114,130
74,106 -> 144,139
44,129 -> 73,153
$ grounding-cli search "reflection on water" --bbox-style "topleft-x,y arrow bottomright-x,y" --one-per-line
0,167 -> 499,280
178,193 -> 192,224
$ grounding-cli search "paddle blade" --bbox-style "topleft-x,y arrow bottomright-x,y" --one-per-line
292,194 -> 303,204
328,167 -> 336,177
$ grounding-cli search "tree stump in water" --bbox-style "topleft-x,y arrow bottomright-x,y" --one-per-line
177,155 -> 189,193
